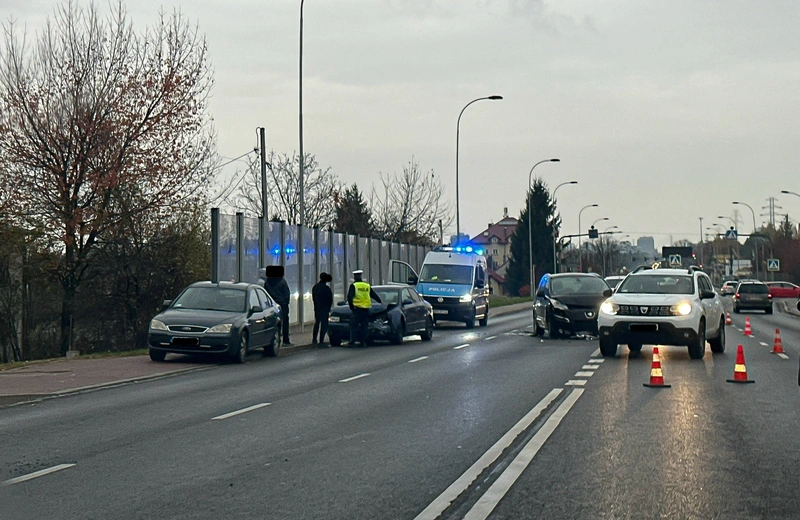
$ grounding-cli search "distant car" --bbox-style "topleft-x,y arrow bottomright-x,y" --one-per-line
327,285 -> 434,346
148,281 -> 282,362
604,275 -> 626,291
765,282 -> 800,299
533,273 -> 612,338
733,281 -> 773,314
720,280 -> 739,296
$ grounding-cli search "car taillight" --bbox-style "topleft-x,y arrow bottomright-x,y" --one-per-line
768,293 -> 773,299
734,294 -> 740,299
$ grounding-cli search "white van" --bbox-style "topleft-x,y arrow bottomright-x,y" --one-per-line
389,247 -> 489,328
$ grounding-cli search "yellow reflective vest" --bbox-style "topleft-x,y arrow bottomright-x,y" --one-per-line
352,281 -> 372,309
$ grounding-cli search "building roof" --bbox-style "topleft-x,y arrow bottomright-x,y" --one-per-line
472,217 -> 519,245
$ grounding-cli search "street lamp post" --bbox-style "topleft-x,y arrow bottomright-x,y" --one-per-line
698,217 -> 704,267
733,201 -> 758,280
526,159 -> 560,294
601,225 -> 618,277
551,181 -> 578,274
578,204 -> 598,272
299,0 -> 306,227
455,95 -> 503,244
781,190 -> 800,199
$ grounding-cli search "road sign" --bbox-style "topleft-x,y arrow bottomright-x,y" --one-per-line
767,259 -> 780,272
669,254 -> 682,267
725,228 -> 738,240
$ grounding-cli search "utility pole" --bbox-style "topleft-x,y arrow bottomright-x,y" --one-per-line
698,217 -> 703,266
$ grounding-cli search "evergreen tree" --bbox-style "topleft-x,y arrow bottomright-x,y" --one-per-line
505,178 -> 561,296
334,183 -> 373,236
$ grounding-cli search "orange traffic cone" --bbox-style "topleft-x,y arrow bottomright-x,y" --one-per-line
727,345 -> 755,383
743,317 -> 752,336
643,347 -> 671,388
725,312 -> 732,326
772,329 -> 784,354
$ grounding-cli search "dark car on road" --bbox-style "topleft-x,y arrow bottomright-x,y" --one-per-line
148,281 -> 282,362
733,281 -> 773,314
328,285 -> 434,346
533,273 -> 612,338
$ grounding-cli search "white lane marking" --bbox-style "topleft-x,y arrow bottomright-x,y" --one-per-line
565,380 -> 587,386
777,353 -> 789,360
588,359 -> 604,364
413,388 -> 563,520
759,342 -> 769,347
590,348 -> 601,357
484,336 -> 497,341
736,327 -> 742,332
575,371 -> 595,377
454,344 -> 470,350
581,365 -> 600,370
212,402 -> 271,421
463,389 -> 584,520
408,356 -> 428,363
2,464 -> 76,486
339,373 -> 371,383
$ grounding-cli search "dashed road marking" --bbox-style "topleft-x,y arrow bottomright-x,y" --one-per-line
454,343 -> 470,350
581,365 -> 600,370
2,464 -> 76,486
575,371 -> 595,377
408,356 -> 428,363
777,353 -> 789,360
484,335 -> 497,341
588,359 -> 604,364
339,373 -> 371,383
565,380 -> 587,386
590,348 -> 601,357
212,402 -> 271,421
760,342 -> 769,347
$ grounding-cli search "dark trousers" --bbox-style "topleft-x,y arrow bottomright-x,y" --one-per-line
350,308 -> 370,345
313,309 -> 330,343
279,304 -> 290,342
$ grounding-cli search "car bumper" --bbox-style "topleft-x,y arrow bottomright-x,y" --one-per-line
551,309 -> 599,334
429,303 -> 480,322
599,322 -> 699,346
148,332 -> 235,355
328,320 -> 394,340
734,300 -> 771,310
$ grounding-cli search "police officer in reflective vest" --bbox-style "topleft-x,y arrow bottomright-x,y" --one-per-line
347,270 -> 381,346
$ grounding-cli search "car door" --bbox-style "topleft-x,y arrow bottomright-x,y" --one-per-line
247,289 -> 267,347
401,288 -> 422,332
533,276 -> 550,329
408,287 -> 430,330
256,287 -> 279,345
388,260 -> 419,286
698,276 -> 721,334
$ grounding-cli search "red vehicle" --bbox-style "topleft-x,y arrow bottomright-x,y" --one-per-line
765,282 -> 800,298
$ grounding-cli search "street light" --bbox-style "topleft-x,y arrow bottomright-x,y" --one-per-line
600,225 -> 618,277
578,203 -> 598,272
552,180 -> 578,274
733,201 -> 758,279
782,190 -> 800,199
526,158 -> 560,296
455,95 -> 503,244
591,217 -> 609,229
299,0 -> 307,226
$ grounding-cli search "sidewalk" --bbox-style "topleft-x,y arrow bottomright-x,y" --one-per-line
0,302 -> 530,407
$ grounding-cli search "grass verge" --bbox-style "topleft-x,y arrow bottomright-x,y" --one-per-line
489,295 -> 530,308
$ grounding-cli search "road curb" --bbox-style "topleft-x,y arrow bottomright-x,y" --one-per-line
781,300 -> 800,317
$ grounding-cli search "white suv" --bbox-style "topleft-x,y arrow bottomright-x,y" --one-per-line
597,267 -> 725,359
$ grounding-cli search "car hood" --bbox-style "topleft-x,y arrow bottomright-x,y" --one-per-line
549,294 -> 608,308
156,308 -> 244,327
610,293 -> 691,305
331,303 -> 391,316
417,283 -> 472,297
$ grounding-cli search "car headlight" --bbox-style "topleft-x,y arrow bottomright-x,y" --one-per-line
329,315 -> 340,323
149,319 -> 168,332
600,301 -> 618,315
459,294 -> 473,302
551,299 -> 568,311
207,323 -> 233,333
671,302 -> 692,316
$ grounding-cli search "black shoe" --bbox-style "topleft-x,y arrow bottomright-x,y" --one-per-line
312,339 -> 318,345
284,341 -> 293,346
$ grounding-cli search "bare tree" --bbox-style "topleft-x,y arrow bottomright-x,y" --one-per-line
232,152 -> 342,228
372,157 -> 453,244
0,2 -> 216,354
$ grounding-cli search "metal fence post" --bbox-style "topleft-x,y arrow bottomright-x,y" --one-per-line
236,212 -> 244,283
211,208 -> 220,283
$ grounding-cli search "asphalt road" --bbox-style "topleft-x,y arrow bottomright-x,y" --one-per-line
2,302 -> 800,519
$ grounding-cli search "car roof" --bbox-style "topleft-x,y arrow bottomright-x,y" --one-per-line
549,273 -> 605,279
630,268 -> 693,276
190,281 -> 253,290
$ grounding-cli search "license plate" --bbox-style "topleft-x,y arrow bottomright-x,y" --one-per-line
434,309 -> 448,315
629,324 -> 657,332
172,337 -> 199,345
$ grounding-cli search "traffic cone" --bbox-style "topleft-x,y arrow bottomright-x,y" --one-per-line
743,317 -> 752,336
727,345 -> 755,383
643,347 -> 671,388
725,312 -> 732,326
772,329 -> 784,354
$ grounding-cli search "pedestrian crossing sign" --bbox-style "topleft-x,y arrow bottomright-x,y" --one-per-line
669,254 -> 681,267
767,259 -> 780,272
725,228 -> 738,240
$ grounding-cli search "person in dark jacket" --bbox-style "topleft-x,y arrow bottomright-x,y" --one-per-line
265,265 -> 292,345
312,272 -> 334,346
346,270 -> 381,346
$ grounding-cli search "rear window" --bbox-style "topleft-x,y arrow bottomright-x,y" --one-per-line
738,283 -> 769,294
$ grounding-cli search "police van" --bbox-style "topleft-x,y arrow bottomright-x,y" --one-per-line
389,246 -> 489,328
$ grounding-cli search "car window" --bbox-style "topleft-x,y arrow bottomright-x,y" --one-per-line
617,275 -> 694,295
402,288 -> 414,303
248,290 -> 261,310
698,276 -> 712,293
550,276 -> 609,296
255,287 -> 273,309
738,283 -> 769,294
408,289 -> 422,302
172,287 -> 246,312
374,288 -> 400,304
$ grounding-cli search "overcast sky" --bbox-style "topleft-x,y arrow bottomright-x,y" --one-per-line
6,0 -> 800,249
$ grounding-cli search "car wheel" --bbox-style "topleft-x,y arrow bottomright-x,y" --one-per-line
479,307 -> 489,327
709,317 -> 725,353
149,348 -> 166,362
391,320 -> 405,345
628,343 -> 643,356
329,334 -> 342,346
233,332 -> 248,363
465,308 -> 476,329
546,314 -> 561,339
766,306 -> 773,315
733,305 -> 740,314
534,322 -> 544,337
263,330 -> 281,357
688,319 -> 706,360
599,337 -> 617,357
420,318 -> 434,341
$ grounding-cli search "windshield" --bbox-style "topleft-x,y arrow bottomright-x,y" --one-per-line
617,275 -> 695,295
373,289 -> 400,305
738,283 -> 769,294
419,264 -> 473,285
172,287 -> 247,312
551,276 -> 610,296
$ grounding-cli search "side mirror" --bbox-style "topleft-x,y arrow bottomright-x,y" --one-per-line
408,276 -> 418,285
250,305 -> 262,315
700,289 -> 716,299
536,289 -> 545,297
476,279 -> 485,289
603,289 -> 612,297
162,299 -> 173,309
402,299 -> 413,306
